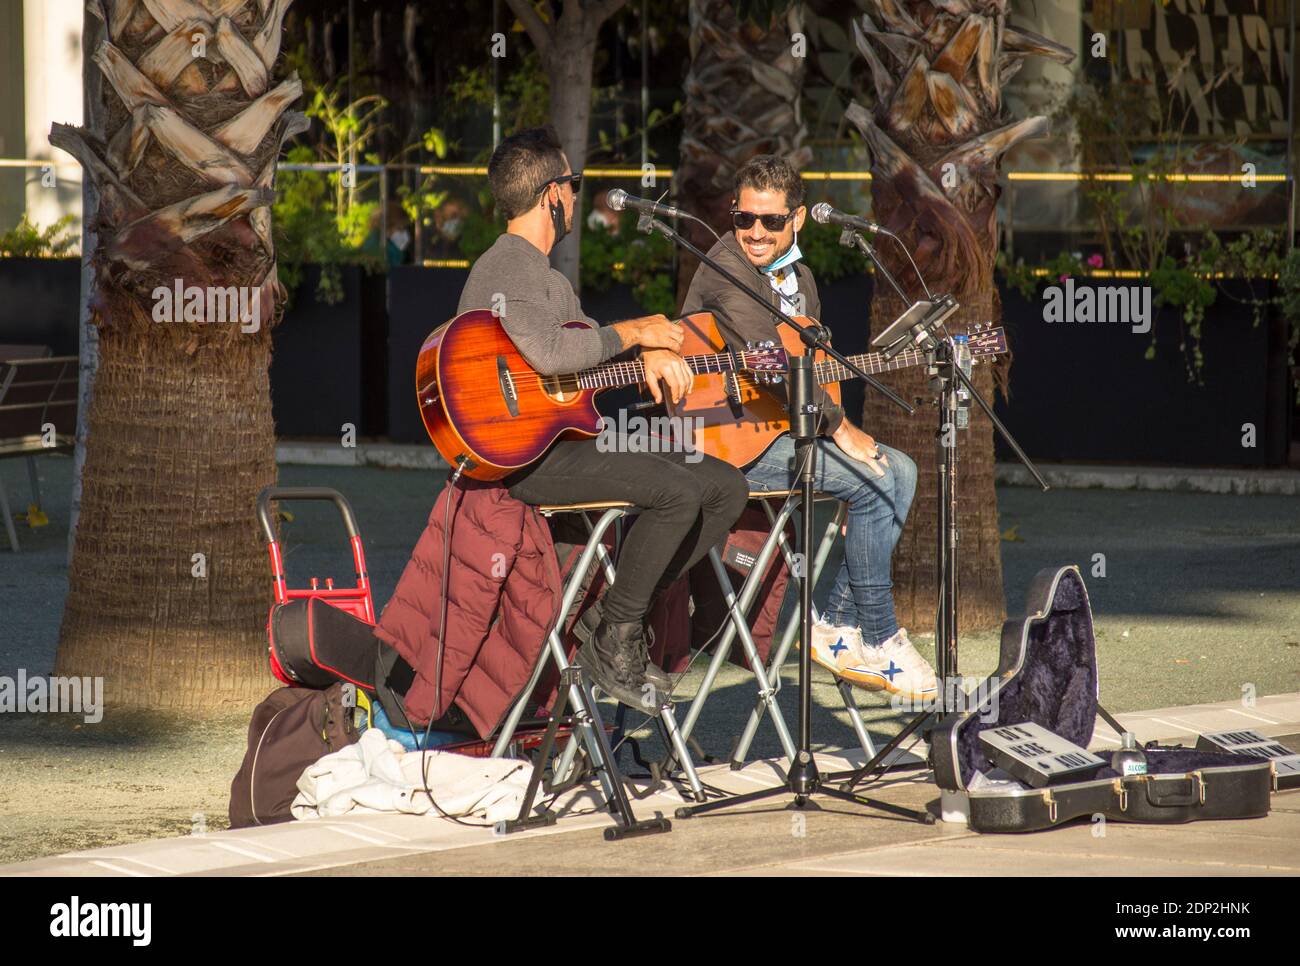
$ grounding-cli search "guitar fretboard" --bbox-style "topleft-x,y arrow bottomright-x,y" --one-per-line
575,351 -> 746,389
814,346 -> 928,385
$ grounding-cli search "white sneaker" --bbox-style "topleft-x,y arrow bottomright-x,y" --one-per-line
809,621 -> 886,692
858,628 -> 937,701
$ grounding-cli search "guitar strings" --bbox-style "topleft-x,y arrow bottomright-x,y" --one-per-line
501,332 -> 997,391
502,351 -> 757,390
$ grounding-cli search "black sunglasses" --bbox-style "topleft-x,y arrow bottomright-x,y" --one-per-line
536,172 -> 583,196
731,209 -> 794,231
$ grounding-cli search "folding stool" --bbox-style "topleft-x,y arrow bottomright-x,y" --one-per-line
491,501 -> 705,838
671,489 -> 886,771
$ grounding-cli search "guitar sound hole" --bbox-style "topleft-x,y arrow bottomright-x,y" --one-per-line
540,376 -> 580,404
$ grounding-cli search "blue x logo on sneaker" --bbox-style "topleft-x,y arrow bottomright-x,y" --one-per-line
882,661 -> 902,681
829,637 -> 848,657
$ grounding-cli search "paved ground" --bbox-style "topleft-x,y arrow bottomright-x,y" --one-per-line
1,453 -> 1298,871
5,703 -> 1298,877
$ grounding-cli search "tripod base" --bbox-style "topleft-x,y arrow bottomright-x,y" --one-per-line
603,816 -> 673,841
673,752 -> 935,824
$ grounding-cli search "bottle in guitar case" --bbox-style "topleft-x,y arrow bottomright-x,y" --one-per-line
1111,732 -> 1149,776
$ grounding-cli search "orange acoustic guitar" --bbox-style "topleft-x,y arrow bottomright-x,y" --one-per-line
670,313 -> 1007,468
415,309 -> 786,481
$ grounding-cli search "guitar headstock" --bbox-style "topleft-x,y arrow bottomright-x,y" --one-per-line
967,324 -> 1007,358
740,341 -> 789,384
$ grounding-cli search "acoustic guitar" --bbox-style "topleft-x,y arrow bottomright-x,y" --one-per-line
670,312 -> 1007,469
415,309 -> 786,481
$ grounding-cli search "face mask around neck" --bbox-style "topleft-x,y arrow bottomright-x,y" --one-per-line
762,229 -> 801,274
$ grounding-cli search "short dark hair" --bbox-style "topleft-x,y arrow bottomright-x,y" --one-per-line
734,154 -> 804,211
488,126 -> 567,220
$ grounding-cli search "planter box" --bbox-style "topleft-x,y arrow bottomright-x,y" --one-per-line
271,264 -> 387,438
817,273 -> 877,428
0,257 -> 81,353
992,278 -> 1290,468
387,265 -> 468,444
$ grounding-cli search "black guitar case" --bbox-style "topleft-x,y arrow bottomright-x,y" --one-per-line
930,565 -> 1275,833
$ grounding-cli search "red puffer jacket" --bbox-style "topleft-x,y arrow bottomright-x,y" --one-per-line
374,478 -> 563,738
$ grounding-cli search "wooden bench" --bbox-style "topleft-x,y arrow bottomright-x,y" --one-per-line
0,346 -> 77,552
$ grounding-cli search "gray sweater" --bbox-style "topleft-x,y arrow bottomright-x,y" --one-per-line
457,232 -> 623,375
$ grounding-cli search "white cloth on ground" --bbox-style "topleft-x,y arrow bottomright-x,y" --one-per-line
291,727 -> 531,822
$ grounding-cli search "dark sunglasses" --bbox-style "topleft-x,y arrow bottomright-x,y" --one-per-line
536,172 -> 583,196
731,209 -> 794,231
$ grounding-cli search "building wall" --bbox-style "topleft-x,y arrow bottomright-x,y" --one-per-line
0,1 -> 84,239
0,0 -> 27,233
22,0 -> 83,235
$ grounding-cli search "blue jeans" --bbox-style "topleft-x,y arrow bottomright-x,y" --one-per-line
745,436 -> 916,646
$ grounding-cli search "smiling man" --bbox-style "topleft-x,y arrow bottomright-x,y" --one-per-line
679,154 -> 935,702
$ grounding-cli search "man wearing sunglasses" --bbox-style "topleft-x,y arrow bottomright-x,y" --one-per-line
680,154 -> 936,704
457,127 -> 748,711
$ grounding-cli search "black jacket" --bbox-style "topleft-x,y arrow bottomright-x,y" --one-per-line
679,232 -> 845,435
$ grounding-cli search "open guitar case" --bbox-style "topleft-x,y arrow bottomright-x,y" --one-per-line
930,565 -> 1277,833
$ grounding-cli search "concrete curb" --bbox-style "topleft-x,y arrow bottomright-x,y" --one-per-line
276,441 -> 446,470
995,462 -> 1300,495
275,442 -> 1299,495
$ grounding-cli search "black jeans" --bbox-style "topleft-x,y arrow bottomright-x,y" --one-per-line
507,439 -> 749,625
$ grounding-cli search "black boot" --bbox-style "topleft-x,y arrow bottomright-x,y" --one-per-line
577,619 -> 662,714
575,600 -> 672,697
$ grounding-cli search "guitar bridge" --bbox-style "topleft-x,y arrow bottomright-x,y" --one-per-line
497,356 -> 519,417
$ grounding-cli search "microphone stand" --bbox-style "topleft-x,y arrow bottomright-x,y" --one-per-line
634,212 -> 928,823
823,231 -> 1050,795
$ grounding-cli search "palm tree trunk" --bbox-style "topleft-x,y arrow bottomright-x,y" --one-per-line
505,0 -> 629,291
57,327 -> 277,706
849,2 -> 1073,632
52,0 -> 303,710
674,0 -> 811,302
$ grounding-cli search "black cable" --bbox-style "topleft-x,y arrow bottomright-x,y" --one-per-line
681,210 -> 721,243
885,232 -> 935,303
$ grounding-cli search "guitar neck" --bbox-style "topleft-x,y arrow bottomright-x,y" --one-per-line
576,351 -> 742,389
815,346 -> 928,386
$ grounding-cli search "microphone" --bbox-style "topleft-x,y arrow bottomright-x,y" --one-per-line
606,188 -> 685,220
810,202 -> 891,236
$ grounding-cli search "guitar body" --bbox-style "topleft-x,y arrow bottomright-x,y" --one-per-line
416,309 -> 603,480
673,312 -> 839,470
